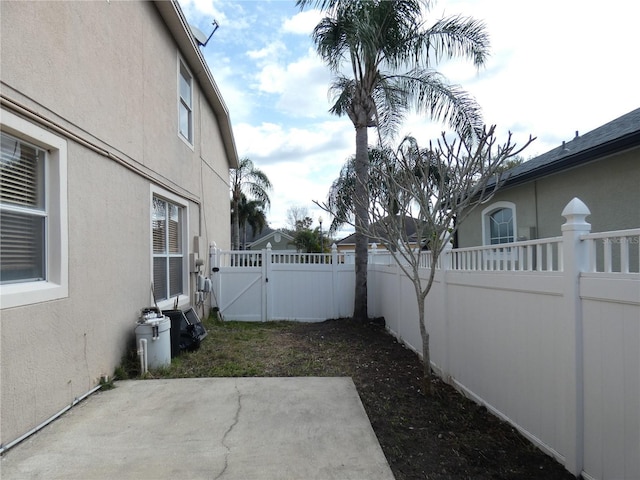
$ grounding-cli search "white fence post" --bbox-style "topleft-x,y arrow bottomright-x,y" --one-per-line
209,242 -> 221,314
263,243 -> 272,321
440,236 -> 453,379
331,243 -> 338,318
561,197 -> 591,476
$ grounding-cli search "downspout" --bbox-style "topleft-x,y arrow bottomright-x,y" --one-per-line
0,384 -> 102,455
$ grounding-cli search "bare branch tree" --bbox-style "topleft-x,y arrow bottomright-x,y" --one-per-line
317,125 -> 534,395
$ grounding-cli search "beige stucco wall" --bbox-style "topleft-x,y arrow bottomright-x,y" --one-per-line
457,148 -> 640,247
1,1 -> 232,447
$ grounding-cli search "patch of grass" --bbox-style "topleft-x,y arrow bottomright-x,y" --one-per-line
122,316 -> 306,379
116,316 -> 574,480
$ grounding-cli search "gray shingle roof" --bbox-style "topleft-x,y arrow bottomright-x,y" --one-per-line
497,108 -> 640,188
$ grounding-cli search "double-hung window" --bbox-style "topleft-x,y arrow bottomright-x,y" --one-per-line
152,193 -> 185,302
1,132 -> 46,283
178,60 -> 193,145
0,109 -> 68,308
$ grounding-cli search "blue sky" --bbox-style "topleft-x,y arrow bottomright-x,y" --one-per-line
179,0 -> 640,235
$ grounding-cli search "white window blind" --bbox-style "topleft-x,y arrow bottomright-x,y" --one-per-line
0,132 -> 46,284
178,61 -> 193,143
152,195 -> 183,301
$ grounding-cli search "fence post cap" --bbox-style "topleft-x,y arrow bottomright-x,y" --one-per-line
562,198 -> 591,230
266,242 -> 272,250
331,243 -> 337,251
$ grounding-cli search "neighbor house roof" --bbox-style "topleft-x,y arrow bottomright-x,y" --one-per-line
494,108 -> 640,190
154,1 -> 238,168
336,216 -> 424,247
245,227 -> 295,249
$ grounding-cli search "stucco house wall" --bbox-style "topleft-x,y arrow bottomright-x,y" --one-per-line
0,1 -> 237,449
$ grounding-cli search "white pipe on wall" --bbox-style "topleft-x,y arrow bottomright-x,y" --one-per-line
138,338 -> 148,374
0,384 -> 102,455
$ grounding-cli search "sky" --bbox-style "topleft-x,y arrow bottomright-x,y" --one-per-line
179,0 -> 640,237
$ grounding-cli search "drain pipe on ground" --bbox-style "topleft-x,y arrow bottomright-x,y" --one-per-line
0,384 -> 102,455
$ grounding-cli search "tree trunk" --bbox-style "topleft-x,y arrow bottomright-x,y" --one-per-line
418,293 -> 432,396
232,198 -> 240,250
353,125 -> 369,321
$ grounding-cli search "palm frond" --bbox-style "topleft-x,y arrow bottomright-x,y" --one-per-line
391,70 -> 483,141
415,15 -> 490,68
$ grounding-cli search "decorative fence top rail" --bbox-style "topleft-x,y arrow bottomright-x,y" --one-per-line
214,230 -> 639,275
215,243 -> 347,267
451,237 -> 564,272
582,228 -> 640,274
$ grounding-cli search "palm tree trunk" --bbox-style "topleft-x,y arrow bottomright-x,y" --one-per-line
353,125 -> 369,321
232,198 -> 240,250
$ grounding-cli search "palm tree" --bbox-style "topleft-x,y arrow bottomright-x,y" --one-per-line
230,157 -> 272,250
326,146 -> 401,233
234,193 -> 268,250
298,0 -> 490,320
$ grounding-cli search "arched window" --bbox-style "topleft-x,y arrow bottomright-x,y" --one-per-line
489,208 -> 513,244
481,202 -> 516,246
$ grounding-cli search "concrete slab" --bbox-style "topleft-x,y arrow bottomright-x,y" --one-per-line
1,378 -> 394,480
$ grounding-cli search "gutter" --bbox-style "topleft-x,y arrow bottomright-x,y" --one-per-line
153,0 -> 239,169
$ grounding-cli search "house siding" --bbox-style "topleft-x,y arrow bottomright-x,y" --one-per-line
458,148 -> 640,247
1,1 -> 234,447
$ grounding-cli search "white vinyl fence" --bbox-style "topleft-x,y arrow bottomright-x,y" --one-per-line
210,198 -> 639,480
210,244 -> 354,322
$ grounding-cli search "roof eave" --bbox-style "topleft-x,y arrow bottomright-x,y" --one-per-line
497,130 -> 640,191
153,0 -> 239,169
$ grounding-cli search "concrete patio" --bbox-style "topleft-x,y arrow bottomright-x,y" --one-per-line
1,377 -> 394,480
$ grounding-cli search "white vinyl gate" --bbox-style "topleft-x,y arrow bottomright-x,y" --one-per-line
209,244 -> 355,322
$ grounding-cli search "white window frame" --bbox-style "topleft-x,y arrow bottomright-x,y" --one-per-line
0,109 -> 68,309
178,57 -> 194,147
150,185 -> 189,310
481,201 -> 517,246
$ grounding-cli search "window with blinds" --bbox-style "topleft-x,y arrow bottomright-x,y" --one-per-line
0,132 -> 46,284
178,60 -> 193,144
152,195 -> 183,301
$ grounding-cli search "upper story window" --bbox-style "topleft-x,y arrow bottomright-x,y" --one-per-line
1,109 -> 68,308
151,190 -> 187,304
481,201 -> 516,246
178,59 -> 193,145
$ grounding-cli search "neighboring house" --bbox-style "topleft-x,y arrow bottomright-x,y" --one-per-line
336,216 -> 426,252
458,108 -> 640,247
0,1 -> 238,450
245,227 -> 296,251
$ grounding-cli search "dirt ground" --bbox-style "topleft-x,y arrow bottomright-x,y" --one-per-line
252,318 -> 575,480
136,316 -> 576,479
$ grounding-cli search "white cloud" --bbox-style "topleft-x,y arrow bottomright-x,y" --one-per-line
233,119 -> 352,164
252,48 -> 332,117
180,0 -> 228,26
247,40 -> 287,62
282,9 -> 323,35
